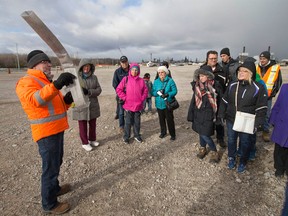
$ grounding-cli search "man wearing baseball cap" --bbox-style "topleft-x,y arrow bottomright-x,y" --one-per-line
256,51 -> 282,142
112,56 -> 129,133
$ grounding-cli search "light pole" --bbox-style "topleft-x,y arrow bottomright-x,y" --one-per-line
16,43 -> 20,71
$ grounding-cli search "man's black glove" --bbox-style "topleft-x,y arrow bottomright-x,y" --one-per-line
53,72 -> 76,90
82,87 -> 89,95
161,93 -> 169,99
63,91 -> 73,104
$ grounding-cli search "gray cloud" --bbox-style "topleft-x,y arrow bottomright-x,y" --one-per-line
1,0 -> 288,62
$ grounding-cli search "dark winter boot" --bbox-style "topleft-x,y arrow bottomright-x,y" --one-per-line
197,147 -> 207,159
209,151 -> 220,163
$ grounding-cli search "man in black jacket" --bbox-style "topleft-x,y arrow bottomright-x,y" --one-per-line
219,47 -> 239,84
201,50 -> 228,147
112,56 -> 129,133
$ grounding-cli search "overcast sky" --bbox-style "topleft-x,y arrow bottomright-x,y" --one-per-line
1,0 -> 288,62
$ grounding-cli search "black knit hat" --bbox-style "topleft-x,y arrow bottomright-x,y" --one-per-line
27,50 -> 50,68
236,61 -> 256,80
220,47 -> 230,56
259,51 -> 270,60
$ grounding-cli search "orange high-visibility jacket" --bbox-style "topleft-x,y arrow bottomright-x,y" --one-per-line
256,64 -> 280,97
16,69 -> 69,142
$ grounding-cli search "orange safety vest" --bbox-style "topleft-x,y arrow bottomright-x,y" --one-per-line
256,64 -> 280,97
16,69 -> 69,142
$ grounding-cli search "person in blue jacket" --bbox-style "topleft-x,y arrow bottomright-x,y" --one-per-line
151,66 -> 178,141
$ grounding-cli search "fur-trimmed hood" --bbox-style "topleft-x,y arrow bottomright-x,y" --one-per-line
193,68 -> 215,81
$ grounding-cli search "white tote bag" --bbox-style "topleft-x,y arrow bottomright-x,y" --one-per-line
233,111 -> 255,134
232,82 -> 255,134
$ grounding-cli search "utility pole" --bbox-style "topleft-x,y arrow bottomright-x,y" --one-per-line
16,43 -> 20,71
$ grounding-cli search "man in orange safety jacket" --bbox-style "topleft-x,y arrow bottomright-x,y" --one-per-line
15,50 -> 75,214
256,51 -> 282,142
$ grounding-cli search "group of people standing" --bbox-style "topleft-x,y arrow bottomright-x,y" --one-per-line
15,48 -> 286,214
112,56 -> 178,143
188,48 -> 283,175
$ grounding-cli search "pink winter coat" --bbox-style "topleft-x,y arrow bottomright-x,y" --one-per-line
116,63 -> 148,112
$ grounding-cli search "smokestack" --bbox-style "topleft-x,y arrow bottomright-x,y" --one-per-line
243,46 -> 245,53
268,46 -> 271,52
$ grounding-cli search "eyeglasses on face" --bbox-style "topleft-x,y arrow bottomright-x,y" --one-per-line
208,58 -> 217,60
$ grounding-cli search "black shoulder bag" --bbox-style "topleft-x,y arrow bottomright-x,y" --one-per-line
163,81 -> 179,111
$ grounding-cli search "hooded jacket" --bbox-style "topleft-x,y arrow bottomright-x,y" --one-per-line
187,68 -> 222,136
16,69 -> 69,142
72,59 -> 102,120
218,61 -> 268,128
116,63 -> 148,112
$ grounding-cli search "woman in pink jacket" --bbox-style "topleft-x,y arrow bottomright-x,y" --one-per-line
116,63 -> 148,144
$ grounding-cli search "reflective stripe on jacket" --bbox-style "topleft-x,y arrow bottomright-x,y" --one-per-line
256,64 -> 280,97
16,69 -> 69,142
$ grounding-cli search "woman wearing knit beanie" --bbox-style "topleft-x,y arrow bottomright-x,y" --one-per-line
218,62 -> 268,173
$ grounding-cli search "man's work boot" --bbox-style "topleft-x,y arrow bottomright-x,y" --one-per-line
57,184 -> 71,196
197,147 -> 207,159
209,151 -> 220,163
262,131 -> 270,142
43,202 -> 70,215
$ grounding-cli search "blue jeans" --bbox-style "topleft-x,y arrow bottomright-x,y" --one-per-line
37,132 -> 64,210
143,98 -> 152,112
282,182 -> 288,216
238,133 -> 257,157
118,103 -> 125,128
199,135 -> 217,151
227,121 -> 252,165
124,111 -> 141,140
263,99 -> 272,132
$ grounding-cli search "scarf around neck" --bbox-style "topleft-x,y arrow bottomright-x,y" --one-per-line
195,80 -> 217,114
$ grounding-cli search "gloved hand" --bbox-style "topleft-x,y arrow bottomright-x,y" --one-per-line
53,72 -> 76,90
161,94 -> 169,99
82,87 -> 89,95
63,91 -> 74,104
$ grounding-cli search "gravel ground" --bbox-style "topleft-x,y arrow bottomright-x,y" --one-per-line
0,65 -> 287,216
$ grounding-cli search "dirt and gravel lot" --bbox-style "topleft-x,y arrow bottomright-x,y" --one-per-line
0,65 -> 287,216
